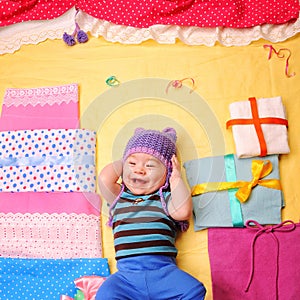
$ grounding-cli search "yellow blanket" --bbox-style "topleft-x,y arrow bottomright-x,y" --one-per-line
1,34 -> 300,299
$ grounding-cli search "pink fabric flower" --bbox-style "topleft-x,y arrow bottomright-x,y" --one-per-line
60,275 -> 106,300
75,275 -> 106,300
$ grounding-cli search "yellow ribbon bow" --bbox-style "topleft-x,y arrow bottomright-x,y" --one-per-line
191,160 -> 282,203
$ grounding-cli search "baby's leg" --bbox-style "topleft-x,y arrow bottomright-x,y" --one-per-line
147,264 -> 206,300
95,270 -> 148,300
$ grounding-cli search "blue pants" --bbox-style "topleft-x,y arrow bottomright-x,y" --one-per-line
96,255 -> 206,300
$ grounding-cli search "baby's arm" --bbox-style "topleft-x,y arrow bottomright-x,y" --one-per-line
98,160 -> 123,205
168,155 -> 193,221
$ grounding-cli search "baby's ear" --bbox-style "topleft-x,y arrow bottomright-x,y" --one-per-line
134,127 -> 145,135
163,127 -> 177,142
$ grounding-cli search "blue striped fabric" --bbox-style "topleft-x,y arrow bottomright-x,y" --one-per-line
112,190 -> 178,259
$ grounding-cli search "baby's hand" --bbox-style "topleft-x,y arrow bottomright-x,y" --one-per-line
170,155 -> 182,184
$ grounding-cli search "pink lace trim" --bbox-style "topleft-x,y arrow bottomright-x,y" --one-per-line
0,212 -> 102,258
3,83 -> 78,107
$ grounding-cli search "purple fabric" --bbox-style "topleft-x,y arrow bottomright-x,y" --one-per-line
208,221 -> 300,300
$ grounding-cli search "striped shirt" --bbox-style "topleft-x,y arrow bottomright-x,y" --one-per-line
112,190 -> 178,260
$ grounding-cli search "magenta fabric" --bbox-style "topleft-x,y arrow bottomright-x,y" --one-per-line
0,1 -> 299,28
0,102 -> 79,130
0,84 -> 79,130
0,192 -> 100,214
208,221 -> 300,300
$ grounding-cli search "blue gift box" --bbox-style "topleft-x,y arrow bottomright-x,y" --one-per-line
184,154 -> 284,231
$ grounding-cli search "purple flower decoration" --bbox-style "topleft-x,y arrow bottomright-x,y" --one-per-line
77,30 -> 88,43
62,9 -> 89,46
63,32 -> 76,46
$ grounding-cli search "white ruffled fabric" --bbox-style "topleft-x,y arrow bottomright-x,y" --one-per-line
0,7 -> 76,55
1,6 -> 300,55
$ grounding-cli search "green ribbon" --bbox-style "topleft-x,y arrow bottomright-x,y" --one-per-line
74,290 -> 85,300
224,154 -> 244,227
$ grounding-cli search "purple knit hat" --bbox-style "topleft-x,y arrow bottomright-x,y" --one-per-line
107,128 -> 189,231
123,127 -> 177,168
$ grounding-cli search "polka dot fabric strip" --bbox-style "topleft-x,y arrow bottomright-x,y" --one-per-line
0,257 -> 110,299
78,0 -> 300,28
1,0 -> 299,28
0,129 -> 96,192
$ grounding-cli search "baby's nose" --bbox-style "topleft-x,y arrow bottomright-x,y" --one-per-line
134,166 -> 146,174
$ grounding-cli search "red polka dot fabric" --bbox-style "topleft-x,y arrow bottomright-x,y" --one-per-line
0,0 -> 299,28
78,0 -> 299,28
0,0 -> 76,27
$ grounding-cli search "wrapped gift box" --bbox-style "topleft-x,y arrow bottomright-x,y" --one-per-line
0,129 -> 96,192
184,154 -> 283,231
208,221 -> 300,300
226,97 -> 289,158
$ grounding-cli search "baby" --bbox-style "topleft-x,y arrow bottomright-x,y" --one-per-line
96,127 -> 206,300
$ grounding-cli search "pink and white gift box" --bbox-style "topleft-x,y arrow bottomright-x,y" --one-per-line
0,128 -> 96,192
226,96 -> 290,158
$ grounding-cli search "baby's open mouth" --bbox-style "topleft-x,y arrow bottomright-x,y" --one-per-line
131,178 -> 147,185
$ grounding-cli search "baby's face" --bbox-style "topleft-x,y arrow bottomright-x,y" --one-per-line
123,153 -> 167,195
